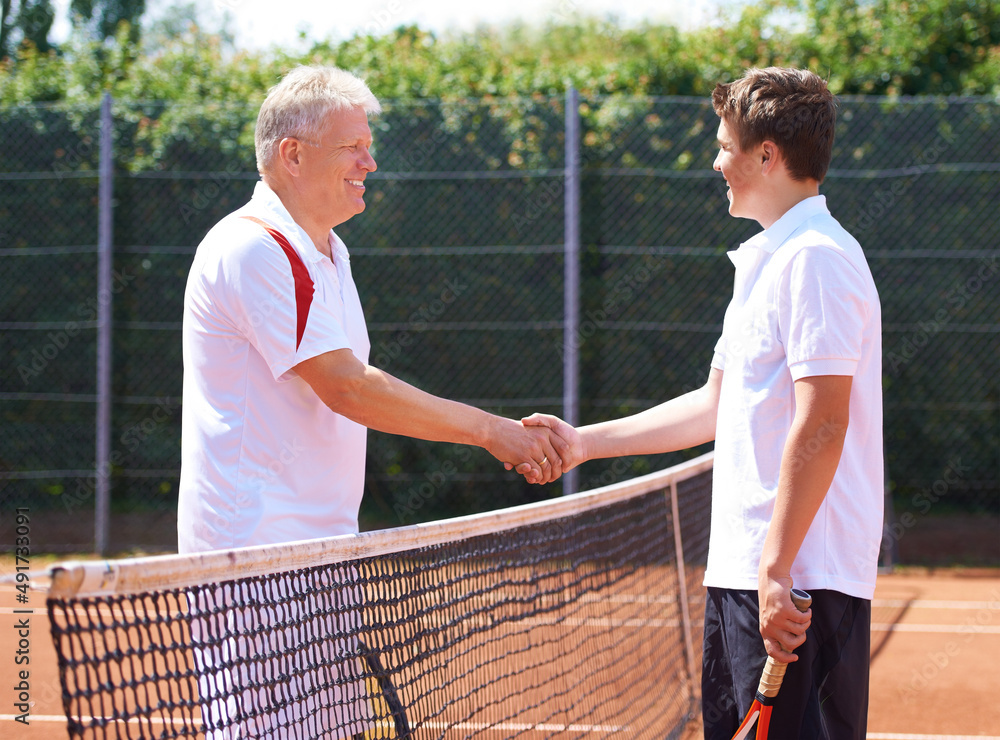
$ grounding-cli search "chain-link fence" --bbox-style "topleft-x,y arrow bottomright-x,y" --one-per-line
1,94 -> 997,563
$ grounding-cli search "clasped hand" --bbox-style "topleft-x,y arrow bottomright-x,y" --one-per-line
500,413 -> 584,485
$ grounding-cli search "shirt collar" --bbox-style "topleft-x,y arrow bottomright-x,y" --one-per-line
250,180 -> 350,265
739,194 -> 829,255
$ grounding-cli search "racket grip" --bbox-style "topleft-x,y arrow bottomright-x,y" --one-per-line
790,588 -> 812,613
756,589 -> 812,700
757,656 -> 789,699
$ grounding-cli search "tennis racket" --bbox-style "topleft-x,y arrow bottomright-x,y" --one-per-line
731,588 -> 812,740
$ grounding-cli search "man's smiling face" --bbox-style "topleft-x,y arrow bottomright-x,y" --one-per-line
300,106 -> 377,228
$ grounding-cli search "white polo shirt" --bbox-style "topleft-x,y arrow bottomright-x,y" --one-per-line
179,181 -> 370,554
705,195 -> 883,600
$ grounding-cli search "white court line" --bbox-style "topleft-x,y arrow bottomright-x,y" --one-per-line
871,623 -> 1000,634
0,714 -> 629,733
3,715 -> 997,739
873,599 -> 1000,610
423,720 -> 628,733
0,714 -> 191,724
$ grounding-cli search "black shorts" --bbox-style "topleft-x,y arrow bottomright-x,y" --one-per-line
701,587 -> 871,740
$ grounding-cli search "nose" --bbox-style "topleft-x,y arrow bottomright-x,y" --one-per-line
713,151 -> 722,172
361,146 -> 377,173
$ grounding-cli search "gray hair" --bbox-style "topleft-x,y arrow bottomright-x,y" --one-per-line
255,66 -> 381,175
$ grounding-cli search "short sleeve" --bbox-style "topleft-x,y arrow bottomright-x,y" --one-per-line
214,222 -> 351,380
711,335 -> 726,371
779,246 -> 870,380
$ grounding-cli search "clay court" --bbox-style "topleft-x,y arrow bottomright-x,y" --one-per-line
1,556 -> 997,740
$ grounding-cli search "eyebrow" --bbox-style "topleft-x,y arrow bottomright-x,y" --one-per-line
320,129 -> 366,145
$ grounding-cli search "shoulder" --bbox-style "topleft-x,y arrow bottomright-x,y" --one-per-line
188,214 -> 302,313
780,213 -> 872,282
191,213 -> 306,293
198,213 -> 283,263
789,209 -> 860,252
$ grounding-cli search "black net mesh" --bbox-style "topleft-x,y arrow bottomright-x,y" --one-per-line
47,463 -> 712,739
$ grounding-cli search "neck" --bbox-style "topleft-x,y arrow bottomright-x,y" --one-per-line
757,181 -> 820,230
263,175 -> 333,259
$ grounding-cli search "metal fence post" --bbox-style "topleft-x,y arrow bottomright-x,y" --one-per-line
95,92 -> 114,555
563,87 -> 581,495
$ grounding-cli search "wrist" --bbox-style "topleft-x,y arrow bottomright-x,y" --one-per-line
759,556 -> 793,588
481,413 -> 514,457
577,426 -> 597,464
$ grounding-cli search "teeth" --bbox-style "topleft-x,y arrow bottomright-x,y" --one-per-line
347,179 -> 364,186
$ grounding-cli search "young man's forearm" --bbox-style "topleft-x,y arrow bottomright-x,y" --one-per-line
758,374 -> 852,661
579,368 -> 722,461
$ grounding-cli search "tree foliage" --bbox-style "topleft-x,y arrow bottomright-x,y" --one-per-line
1,0 -> 55,59
3,0 -> 1000,104
2,0 -> 997,540
789,0 -> 1000,94
0,0 -> 144,62
70,0 -> 145,43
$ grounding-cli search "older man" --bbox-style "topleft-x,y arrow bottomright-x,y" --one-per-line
179,65 -> 568,738
180,66 -> 567,555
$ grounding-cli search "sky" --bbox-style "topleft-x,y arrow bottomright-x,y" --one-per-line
52,0 -> 732,51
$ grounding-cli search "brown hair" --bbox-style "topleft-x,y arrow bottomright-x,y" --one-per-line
712,67 -> 837,183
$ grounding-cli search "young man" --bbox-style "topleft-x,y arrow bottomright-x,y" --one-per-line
525,68 -> 883,739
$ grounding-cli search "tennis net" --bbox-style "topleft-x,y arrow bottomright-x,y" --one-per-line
46,451 -> 713,739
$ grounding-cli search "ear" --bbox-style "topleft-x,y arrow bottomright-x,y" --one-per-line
760,140 -> 782,175
276,137 -> 305,177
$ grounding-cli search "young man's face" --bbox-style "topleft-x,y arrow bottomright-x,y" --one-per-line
713,118 -> 763,221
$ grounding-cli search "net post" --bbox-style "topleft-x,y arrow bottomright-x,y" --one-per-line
95,91 -> 114,556
669,477 -> 698,714
562,85 -> 581,496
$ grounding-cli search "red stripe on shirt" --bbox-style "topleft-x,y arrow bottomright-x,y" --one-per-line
241,216 -> 314,351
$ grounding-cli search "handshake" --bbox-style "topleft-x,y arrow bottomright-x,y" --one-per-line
490,413 -> 586,486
